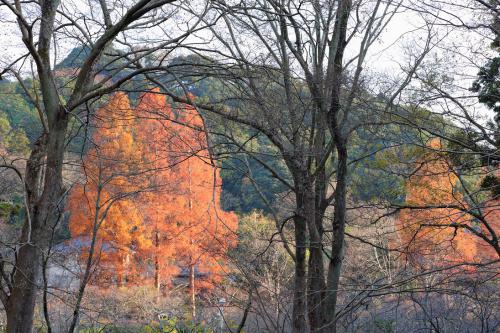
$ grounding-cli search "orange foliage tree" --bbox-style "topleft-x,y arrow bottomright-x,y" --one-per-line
134,90 -> 185,293
68,91 -> 238,307
167,101 -> 238,317
68,93 -> 151,286
398,138 -> 477,268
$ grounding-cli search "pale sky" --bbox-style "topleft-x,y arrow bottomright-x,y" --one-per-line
0,0 -> 495,124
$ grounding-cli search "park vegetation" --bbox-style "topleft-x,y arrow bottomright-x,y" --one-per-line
0,0 -> 498,332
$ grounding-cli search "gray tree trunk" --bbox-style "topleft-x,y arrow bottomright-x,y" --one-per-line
322,145 -> 347,333
7,108 -> 68,333
292,213 -> 308,333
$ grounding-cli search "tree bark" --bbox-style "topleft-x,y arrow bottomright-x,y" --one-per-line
189,263 -> 196,320
292,213 -> 308,333
322,145 -> 347,333
6,243 -> 41,333
155,229 -> 161,300
7,107 -> 68,333
321,0 -> 352,330
67,181 -> 103,333
309,114 -> 329,332
303,180 -> 326,333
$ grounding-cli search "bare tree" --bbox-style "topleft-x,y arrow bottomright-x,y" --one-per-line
0,0 -> 214,331
0,0 -> 497,332
164,1 -> 434,331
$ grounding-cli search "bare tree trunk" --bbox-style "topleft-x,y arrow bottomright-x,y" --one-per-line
124,253 -> 130,285
292,214 -> 308,333
6,243 -> 41,333
321,0 -> 352,330
236,290 -> 252,333
308,241 -> 325,332
304,181 -> 326,333
42,235 -> 55,333
7,107 -> 68,333
189,263 -> 196,320
309,118 -> 329,332
5,136 -> 46,333
323,145 -> 347,333
67,182 -> 103,333
154,229 -> 161,300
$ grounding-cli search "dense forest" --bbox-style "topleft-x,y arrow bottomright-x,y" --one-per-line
0,0 -> 498,333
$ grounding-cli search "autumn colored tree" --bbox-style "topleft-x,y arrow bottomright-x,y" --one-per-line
69,90 -> 237,319
398,138 -> 478,268
68,93 -> 151,287
134,90 -> 184,295
134,91 -> 238,315
164,100 -> 238,318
